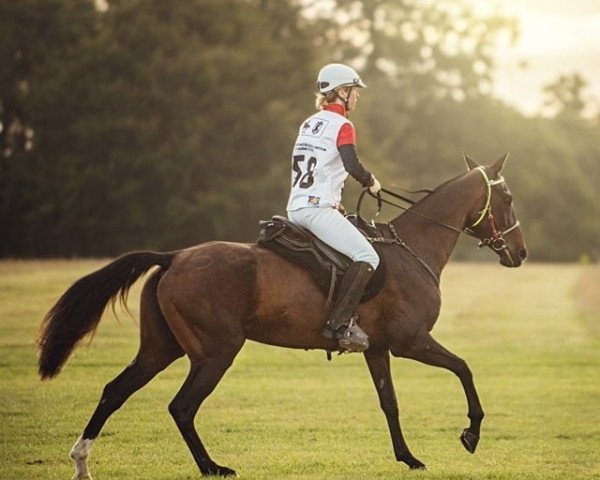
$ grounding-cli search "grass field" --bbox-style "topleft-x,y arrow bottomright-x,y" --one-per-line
1,260 -> 599,480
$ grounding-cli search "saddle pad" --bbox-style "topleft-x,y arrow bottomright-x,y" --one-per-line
257,216 -> 386,303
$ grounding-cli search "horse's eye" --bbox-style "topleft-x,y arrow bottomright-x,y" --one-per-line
504,195 -> 513,205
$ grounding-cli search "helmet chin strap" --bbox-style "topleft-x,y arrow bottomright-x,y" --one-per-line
335,87 -> 353,114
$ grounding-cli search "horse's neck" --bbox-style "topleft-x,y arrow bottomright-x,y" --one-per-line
390,172 -> 484,276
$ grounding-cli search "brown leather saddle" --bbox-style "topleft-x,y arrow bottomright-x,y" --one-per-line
257,214 -> 386,307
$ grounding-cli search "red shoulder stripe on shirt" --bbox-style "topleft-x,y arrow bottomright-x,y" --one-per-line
337,122 -> 356,147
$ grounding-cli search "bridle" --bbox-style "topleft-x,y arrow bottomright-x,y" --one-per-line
358,166 -> 521,258
463,167 -> 521,253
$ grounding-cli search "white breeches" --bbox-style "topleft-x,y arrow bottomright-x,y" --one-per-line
287,207 -> 379,270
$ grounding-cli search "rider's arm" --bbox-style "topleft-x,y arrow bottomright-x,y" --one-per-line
337,123 -> 374,187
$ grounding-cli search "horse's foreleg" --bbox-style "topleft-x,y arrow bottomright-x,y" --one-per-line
364,349 -> 426,470
404,329 -> 484,454
168,345 -> 242,477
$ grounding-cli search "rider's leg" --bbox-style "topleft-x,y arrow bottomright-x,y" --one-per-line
288,207 -> 379,351
322,260 -> 374,350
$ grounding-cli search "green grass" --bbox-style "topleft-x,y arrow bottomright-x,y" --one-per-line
1,260 -> 599,480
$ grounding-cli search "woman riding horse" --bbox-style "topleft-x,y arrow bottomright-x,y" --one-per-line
287,63 -> 382,352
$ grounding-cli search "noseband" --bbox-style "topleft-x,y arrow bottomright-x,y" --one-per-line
464,167 -> 521,252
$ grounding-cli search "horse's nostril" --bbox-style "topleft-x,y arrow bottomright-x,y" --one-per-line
519,249 -> 528,260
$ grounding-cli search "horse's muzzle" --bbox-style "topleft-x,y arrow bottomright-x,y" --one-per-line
499,246 -> 527,267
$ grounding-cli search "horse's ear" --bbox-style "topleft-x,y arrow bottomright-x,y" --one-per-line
489,153 -> 509,177
463,152 -> 479,171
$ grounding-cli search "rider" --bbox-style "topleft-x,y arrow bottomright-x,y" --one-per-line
286,63 -> 381,352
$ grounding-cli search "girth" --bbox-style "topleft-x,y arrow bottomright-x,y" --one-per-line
257,215 -> 386,308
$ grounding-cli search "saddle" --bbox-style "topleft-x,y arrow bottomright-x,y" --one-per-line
257,214 -> 386,308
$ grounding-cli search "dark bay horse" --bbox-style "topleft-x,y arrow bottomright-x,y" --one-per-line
38,154 -> 527,478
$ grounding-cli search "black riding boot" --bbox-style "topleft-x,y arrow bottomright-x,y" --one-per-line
323,261 -> 374,352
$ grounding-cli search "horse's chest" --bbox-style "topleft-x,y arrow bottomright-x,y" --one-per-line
382,286 -> 441,351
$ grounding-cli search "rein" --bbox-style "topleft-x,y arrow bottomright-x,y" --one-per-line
357,188 -> 463,235
360,167 -> 520,244
359,166 -> 521,284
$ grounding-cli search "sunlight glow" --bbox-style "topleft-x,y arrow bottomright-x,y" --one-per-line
490,0 -> 600,115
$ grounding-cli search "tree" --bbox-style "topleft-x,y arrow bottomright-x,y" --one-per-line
2,0 -> 598,261
301,0 -> 518,188
542,72 -> 590,118
1,0 -> 320,256
0,0 -> 97,158
0,0 -> 98,255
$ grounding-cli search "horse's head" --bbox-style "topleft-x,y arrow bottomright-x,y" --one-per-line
463,153 -> 528,267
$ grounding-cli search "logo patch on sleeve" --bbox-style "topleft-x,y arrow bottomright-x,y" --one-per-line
308,196 -> 321,206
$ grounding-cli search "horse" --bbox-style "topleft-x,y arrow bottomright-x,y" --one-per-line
38,153 -> 527,478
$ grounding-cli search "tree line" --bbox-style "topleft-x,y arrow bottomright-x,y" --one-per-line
1,0 -> 598,261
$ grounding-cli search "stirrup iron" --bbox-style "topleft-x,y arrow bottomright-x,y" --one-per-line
337,315 -> 369,353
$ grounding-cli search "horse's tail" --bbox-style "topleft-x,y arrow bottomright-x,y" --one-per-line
37,250 -> 176,380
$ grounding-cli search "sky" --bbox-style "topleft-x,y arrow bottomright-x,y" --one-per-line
490,0 -> 600,116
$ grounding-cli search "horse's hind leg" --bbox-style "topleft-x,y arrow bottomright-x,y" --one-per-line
403,328 -> 484,454
70,270 -> 184,480
168,340 -> 243,477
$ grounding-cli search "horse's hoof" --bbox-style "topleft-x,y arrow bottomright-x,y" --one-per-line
203,464 -> 237,477
460,429 -> 479,454
402,456 -> 426,470
218,466 -> 237,477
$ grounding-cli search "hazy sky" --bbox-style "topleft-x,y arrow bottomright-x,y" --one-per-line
491,0 -> 600,115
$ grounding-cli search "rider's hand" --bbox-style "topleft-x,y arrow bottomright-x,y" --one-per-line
368,176 -> 381,196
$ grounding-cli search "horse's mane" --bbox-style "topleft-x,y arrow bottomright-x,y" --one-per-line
381,170 -> 471,230
410,170 -> 469,209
